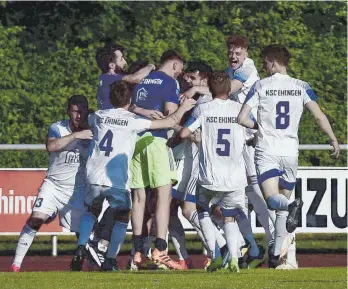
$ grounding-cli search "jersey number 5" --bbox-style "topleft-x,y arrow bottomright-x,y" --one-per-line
216,129 -> 230,156
276,101 -> 290,129
99,130 -> 113,156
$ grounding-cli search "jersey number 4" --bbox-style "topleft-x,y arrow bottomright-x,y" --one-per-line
216,129 -> 230,156
276,101 -> 290,129
99,130 -> 113,156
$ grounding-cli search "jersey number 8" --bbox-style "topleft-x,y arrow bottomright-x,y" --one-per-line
276,101 -> 290,129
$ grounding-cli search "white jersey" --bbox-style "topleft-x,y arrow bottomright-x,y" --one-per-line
46,120 -> 90,191
245,73 -> 317,157
227,57 -> 260,104
187,98 -> 247,191
172,94 -> 213,160
87,108 -> 151,190
227,57 -> 260,137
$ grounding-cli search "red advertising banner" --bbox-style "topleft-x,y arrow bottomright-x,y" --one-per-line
0,169 -> 63,234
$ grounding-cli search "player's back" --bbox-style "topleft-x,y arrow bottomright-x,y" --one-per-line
250,73 -> 316,157
97,74 -> 123,110
196,98 -> 247,191
87,108 -> 147,190
132,71 -> 179,139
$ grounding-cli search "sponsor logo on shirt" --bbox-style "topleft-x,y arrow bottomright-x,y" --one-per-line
65,150 -> 80,165
136,87 -> 148,102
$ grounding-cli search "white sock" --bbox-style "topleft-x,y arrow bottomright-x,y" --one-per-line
214,227 -> 226,248
274,210 -> 288,256
169,214 -> 189,260
106,221 -> 128,259
13,224 -> 37,267
223,221 -> 239,259
246,178 -> 274,246
189,210 -> 209,250
286,234 -> 297,266
198,211 -> 217,259
236,209 -> 259,257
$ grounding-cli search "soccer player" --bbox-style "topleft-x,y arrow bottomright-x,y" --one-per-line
180,71 -> 265,273
183,36 -> 276,253
96,43 -> 155,110
87,60 -> 165,270
169,61 -> 229,269
237,44 -> 340,268
70,81 -> 195,271
11,95 -> 92,272
130,50 -> 184,269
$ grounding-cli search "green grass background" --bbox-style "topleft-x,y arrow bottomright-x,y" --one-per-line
0,268 -> 346,289
0,233 -> 346,256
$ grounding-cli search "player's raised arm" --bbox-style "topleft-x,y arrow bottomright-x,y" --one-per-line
150,99 -> 196,130
237,103 -> 258,130
123,64 -> 156,83
305,101 -> 340,158
46,130 -> 93,152
46,96 -> 93,152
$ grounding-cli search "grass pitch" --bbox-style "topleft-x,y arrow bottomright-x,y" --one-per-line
0,268 -> 346,289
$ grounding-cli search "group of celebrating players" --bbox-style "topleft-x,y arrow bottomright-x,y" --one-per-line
11,35 -> 340,273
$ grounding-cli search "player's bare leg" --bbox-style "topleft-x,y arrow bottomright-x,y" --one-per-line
131,188 -> 147,266
12,212 -> 49,272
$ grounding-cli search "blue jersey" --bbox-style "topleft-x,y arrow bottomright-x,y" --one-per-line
97,73 -> 124,110
132,71 -> 180,138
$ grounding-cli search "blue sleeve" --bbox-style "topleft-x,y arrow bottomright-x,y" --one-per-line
233,66 -> 253,83
245,82 -> 257,104
184,115 -> 197,127
163,79 -> 180,104
305,85 -> 317,101
111,74 -> 124,83
48,123 -> 61,138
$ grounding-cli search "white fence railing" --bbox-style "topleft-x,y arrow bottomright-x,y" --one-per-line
0,144 -> 347,150
0,144 -> 346,256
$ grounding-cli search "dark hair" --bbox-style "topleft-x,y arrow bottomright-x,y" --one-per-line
68,95 -> 88,109
127,59 -> 149,75
226,35 -> 249,49
208,71 -> 231,97
110,81 -> 132,108
160,49 -> 184,65
96,43 -> 125,73
261,44 -> 291,66
186,61 -> 212,81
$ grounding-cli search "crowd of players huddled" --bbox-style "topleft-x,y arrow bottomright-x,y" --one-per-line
11,36 -> 339,273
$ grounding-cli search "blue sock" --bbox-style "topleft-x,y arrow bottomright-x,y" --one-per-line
106,221 -> 128,259
267,194 -> 289,211
78,212 -> 97,246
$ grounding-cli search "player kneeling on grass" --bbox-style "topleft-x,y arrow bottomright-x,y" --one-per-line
70,81 -> 196,271
12,95 -> 92,272
179,71 -> 265,273
237,44 -> 340,268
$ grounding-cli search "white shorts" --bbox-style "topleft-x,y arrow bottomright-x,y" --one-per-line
32,180 -> 86,232
196,185 -> 246,215
255,152 -> 298,190
172,156 -> 198,203
243,145 -> 256,177
85,184 -> 131,211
